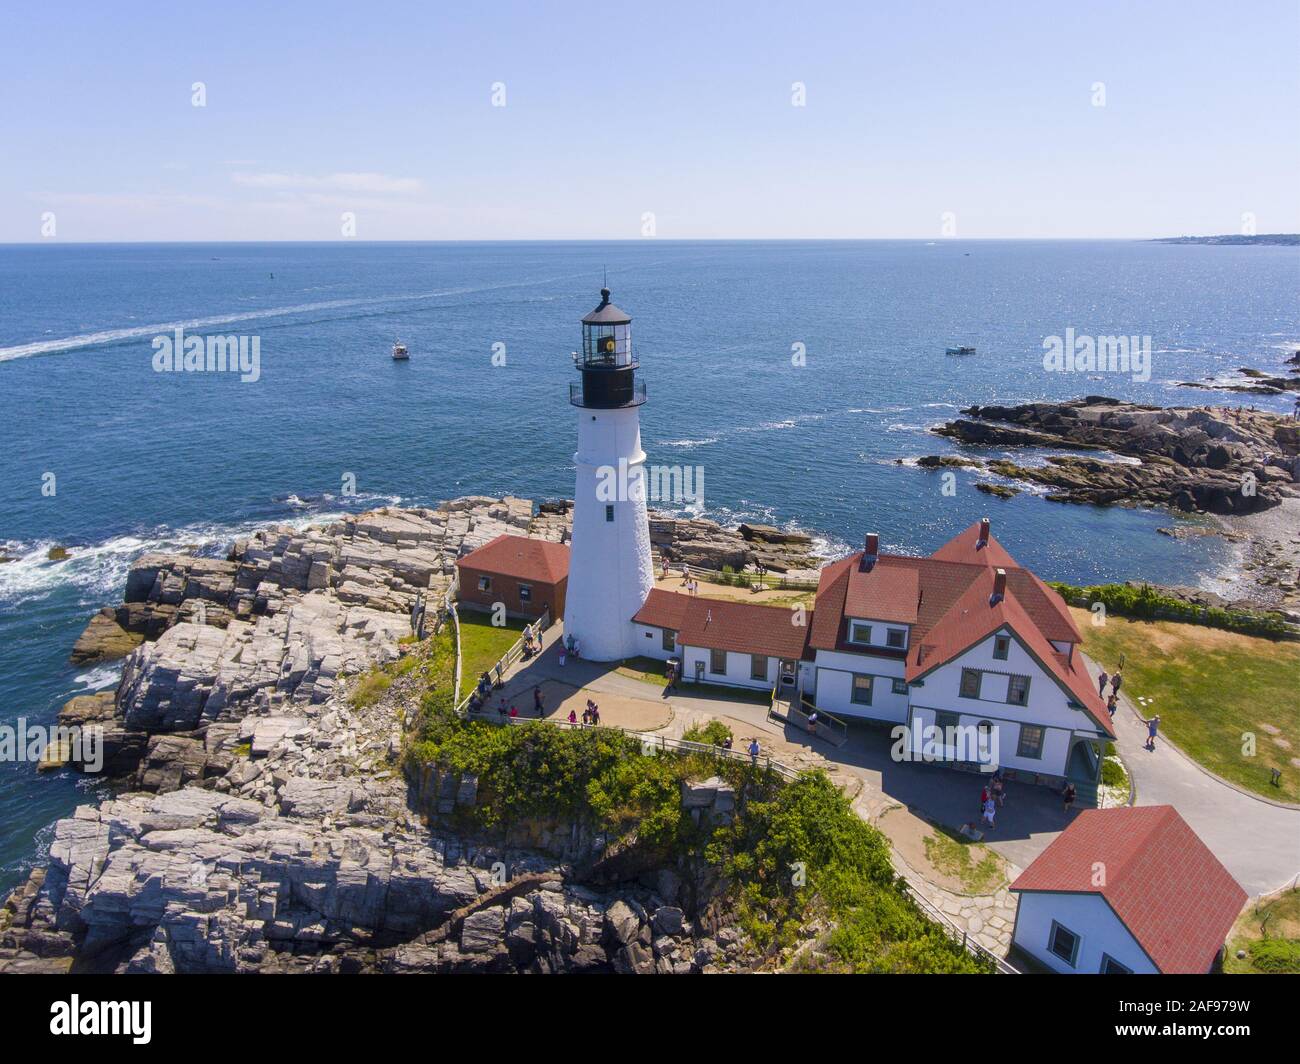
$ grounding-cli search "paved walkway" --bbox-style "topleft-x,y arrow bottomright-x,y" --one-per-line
1080,654 -> 1300,898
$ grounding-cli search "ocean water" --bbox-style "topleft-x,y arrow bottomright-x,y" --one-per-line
1,239 -> 1297,893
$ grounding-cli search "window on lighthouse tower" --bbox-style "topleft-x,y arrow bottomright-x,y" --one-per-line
605,505 -> 614,522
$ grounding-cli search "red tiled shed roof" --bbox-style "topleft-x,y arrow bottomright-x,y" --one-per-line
1010,806 -> 1247,973
457,534 -> 569,584
637,590 -> 808,660
844,562 -> 919,625
632,588 -> 691,631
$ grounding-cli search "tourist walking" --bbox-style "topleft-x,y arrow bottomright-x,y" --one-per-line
806,711 -> 818,738
979,784 -> 989,813
1110,670 -> 1123,697
748,738 -> 760,765
1097,669 -> 1109,698
508,705 -> 518,719
1062,781 -> 1076,814
982,797 -> 997,829
991,774 -> 1005,807
1142,714 -> 1161,751
533,685 -> 545,718
1106,692 -> 1118,719
568,709 -> 577,725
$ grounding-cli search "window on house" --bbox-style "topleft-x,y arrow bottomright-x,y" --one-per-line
1017,724 -> 1045,759
993,634 -> 1010,660
891,678 -> 908,696
886,628 -> 906,649
477,575 -> 491,592
605,505 -> 615,522
1100,954 -> 1132,975
518,583 -> 532,602
851,674 -> 873,705
662,628 -> 676,653
709,648 -> 726,675
849,621 -> 872,644
935,710 -> 960,733
750,655 -> 768,681
1048,921 -> 1080,967
959,668 -> 982,699
1007,674 -> 1031,706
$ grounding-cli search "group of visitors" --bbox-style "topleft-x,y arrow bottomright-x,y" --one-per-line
558,634 -> 581,666
521,624 -> 542,660
978,771 -> 1007,828
1099,662 -> 1161,750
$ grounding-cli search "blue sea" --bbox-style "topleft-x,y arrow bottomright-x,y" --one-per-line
1,239 -> 1297,893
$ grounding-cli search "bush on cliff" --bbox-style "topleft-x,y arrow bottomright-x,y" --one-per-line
1048,580 -> 1293,639
707,772 -> 992,973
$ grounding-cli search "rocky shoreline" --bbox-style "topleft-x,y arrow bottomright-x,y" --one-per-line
920,397 -> 1300,612
2,498 -> 820,974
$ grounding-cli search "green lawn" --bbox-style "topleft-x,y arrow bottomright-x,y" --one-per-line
1072,609 -> 1300,803
458,612 -> 528,687
1226,888 -> 1300,974
616,655 -> 672,687
922,828 -> 1008,895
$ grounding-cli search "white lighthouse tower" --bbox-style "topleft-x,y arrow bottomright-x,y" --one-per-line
562,287 -> 654,661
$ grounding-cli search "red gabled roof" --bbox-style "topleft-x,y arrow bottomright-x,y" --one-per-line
1010,806 -> 1246,973
639,590 -> 809,660
844,562 -> 919,625
632,587 -> 691,631
931,519 -> 1019,568
457,533 -> 569,584
809,520 -> 1111,736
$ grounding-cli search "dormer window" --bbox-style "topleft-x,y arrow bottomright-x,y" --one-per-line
849,621 -> 872,644
886,628 -> 906,649
993,634 -> 1010,660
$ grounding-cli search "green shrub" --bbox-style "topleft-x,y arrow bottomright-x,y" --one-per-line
682,720 -> 734,746
1248,938 -> 1300,974
1047,581 -> 1293,639
1101,757 -> 1128,788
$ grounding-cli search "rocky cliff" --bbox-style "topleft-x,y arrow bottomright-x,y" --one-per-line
3,496 -> 769,974
930,397 -> 1300,515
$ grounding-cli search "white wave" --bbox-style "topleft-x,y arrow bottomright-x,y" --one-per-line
0,272 -> 592,363
0,510 -> 349,607
886,422 -> 924,432
72,663 -> 123,691
658,437 -> 719,448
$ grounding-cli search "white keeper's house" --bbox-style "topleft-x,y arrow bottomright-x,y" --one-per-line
632,518 -> 1115,800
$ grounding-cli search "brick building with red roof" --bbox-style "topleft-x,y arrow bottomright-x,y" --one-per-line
456,534 -> 569,621
1009,806 -> 1246,973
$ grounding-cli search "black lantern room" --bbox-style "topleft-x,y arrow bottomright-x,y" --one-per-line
570,288 -> 647,408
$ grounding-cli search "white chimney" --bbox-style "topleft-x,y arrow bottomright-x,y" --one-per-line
978,517 -> 991,547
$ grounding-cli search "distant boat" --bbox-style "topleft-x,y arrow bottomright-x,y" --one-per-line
392,339 -> 409,360
946,345 -> 976,356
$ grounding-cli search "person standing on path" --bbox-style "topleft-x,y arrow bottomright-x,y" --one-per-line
1142,714 -> 1161,751
1097,668 -> 1109,698
1062,781 -> 1076,814
1110,670 -> 1123,697
533,685 -> 545,718
1106,692 -> 1118,719
748,737 -> 760,765
982,797 -> 997,829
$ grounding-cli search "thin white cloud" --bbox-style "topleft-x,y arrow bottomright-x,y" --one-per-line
231,171 -> 422,194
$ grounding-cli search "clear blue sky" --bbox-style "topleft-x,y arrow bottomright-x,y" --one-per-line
3,0 -> 1297,241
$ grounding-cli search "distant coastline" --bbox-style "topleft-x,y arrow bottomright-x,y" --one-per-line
1150,234 -> 1300,246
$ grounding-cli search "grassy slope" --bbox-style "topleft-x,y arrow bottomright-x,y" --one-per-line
458,612 -> 528,684
1071,608 -> 1300,803
1225,888 -> 1300,974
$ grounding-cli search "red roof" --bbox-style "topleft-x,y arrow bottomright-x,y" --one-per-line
844,562 -> 919,624
632,588 -> 691,631
810,521 -> 1112,736
456,534 -> 569,584
1011,806 -> 1246,973
636,590 -> 808,660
